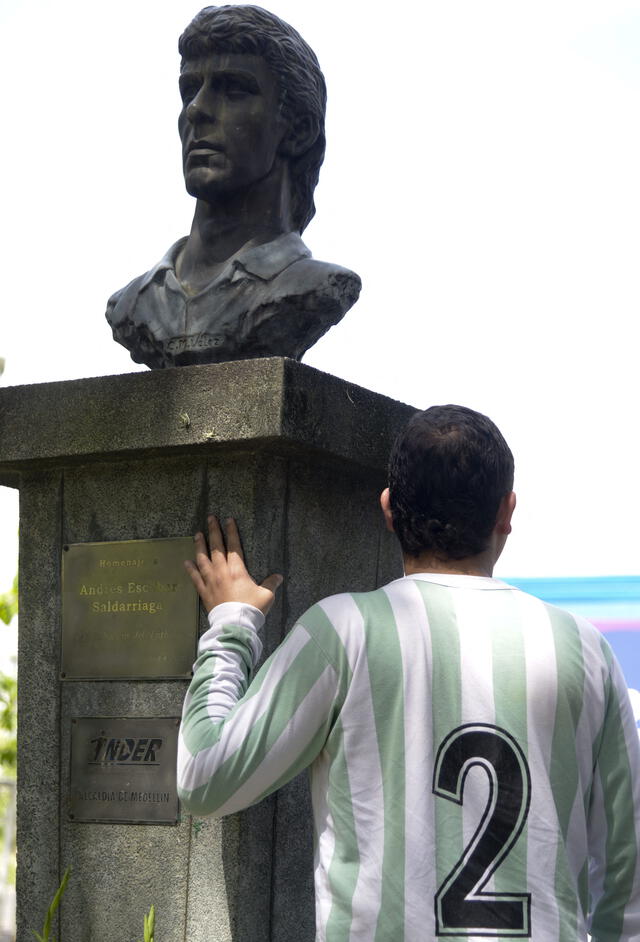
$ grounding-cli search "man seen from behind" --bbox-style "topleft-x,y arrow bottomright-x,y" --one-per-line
178,404 -> 640,941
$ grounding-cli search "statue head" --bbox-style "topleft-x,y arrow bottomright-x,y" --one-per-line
178,5 -> 327,233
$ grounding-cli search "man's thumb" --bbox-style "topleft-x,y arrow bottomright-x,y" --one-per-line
262,573 -> 284,594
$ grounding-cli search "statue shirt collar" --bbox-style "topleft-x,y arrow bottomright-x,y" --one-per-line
139,231 -> 312,294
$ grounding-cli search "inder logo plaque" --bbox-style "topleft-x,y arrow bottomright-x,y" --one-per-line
69,716 -> 179,824
62,536 -> 198,679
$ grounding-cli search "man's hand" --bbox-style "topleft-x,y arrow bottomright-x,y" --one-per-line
185,516 -> 283,616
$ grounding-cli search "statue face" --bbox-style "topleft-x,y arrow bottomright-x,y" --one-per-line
178,53 -> 289,200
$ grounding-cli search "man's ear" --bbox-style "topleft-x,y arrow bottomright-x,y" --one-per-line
496,491 -> 516,536
279,114 -> 318,158
380,488 -> 395,533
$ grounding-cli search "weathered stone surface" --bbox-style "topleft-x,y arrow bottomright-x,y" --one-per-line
0,359 -> 412,480
3,359 -> 415,942
59,683 -> 190,941
16,472 -> 63,941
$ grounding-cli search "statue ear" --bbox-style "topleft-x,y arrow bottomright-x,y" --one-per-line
280,114 -> 318,158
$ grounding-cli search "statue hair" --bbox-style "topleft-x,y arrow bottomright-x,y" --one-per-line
179,5 -> 327,233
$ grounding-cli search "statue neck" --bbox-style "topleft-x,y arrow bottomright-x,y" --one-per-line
177,163 -> 295,291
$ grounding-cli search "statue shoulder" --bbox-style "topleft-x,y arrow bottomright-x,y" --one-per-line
105,239 -> 187,327
236,253 -> 361,360
273,256 -> 361,308
106,272 -> 148,325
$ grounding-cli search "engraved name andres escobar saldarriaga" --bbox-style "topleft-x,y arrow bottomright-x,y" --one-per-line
61,537 -> 198,680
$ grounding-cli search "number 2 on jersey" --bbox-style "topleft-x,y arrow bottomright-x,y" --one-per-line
432,724 -> 532,937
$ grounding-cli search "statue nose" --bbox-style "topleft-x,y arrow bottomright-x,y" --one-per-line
186,93 -> 217,125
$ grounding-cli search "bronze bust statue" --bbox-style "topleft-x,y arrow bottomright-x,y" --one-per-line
106,5 -> 361,369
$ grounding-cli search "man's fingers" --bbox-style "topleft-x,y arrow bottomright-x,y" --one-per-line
261,573 -> 283,595
189,519 -> 283,615
193,532 -> 212,569
207,515 -> 226,557
184,559 -> 206,595
223,518 -> 245,565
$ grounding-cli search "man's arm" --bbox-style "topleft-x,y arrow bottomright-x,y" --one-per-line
177,517 -> 340,818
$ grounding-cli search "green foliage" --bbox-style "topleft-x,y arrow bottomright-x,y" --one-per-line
0,573 -> 17,626
0,673 -> 16,734
32,866 -> 71,942
0,673 -> 17,772
0,572 -> 18,774
30,868 -> 155,941
139,904 -> 155,942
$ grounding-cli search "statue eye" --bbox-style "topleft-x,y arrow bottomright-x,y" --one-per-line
226,88 -> 250,101
221,76 -> 258,101
224,85 -> 250,101
179,78 -> 200,105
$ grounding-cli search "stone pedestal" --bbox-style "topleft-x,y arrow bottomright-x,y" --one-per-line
0,358 -> 413,942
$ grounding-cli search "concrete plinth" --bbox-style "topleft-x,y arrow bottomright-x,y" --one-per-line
0,358 -> 414,942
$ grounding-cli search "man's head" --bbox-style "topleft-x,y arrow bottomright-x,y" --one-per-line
386,405 -> 515,561
178,5 -> 326,232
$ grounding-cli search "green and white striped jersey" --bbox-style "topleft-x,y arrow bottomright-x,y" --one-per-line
177,574 -> 640,941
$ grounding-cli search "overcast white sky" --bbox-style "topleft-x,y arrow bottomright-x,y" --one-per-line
1,0 -> 639,589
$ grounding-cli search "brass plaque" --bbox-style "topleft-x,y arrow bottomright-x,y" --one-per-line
69,716 -> 179,824
62,536 -> 198,679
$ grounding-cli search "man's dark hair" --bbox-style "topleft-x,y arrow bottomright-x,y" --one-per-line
179,5 -> 326,233
388,405 -> 515,559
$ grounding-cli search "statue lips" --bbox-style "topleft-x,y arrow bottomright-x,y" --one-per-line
186,141 -> 225,162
